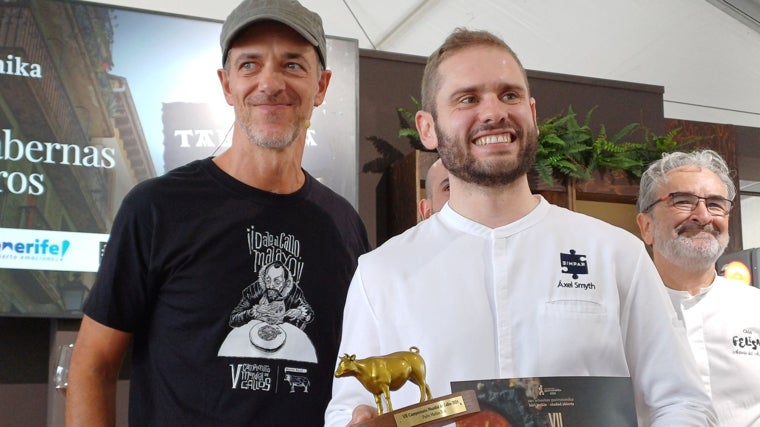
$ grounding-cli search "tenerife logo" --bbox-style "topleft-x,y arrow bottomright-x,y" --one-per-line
560,249 -> 588,279
0,238 -> 70,261
1,54 -> 42,79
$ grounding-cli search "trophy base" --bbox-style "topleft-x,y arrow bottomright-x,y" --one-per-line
355,390 -> 480,427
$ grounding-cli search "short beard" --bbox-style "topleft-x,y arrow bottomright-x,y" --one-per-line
236,114 -> 302,149
234,96 -> 305,149
435,121 -> 538,187
655,223 -> 728,271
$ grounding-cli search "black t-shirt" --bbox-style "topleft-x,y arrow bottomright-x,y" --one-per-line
84,158 -> 370,426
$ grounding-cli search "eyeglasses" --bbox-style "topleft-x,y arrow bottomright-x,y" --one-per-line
643,192 -> 734,216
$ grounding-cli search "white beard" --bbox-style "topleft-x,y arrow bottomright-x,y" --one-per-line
657,232 -> 726,271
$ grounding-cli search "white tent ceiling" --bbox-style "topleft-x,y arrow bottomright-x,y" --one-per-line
100,0 -> 760,129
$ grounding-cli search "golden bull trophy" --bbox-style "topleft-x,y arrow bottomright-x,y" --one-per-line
335,346 -> 480,427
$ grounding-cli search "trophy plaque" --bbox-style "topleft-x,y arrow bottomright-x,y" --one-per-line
335,346 -> 480,427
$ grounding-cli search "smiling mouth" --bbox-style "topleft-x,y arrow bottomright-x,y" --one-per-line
474,133 -> 513,146
678,227 -> 719,239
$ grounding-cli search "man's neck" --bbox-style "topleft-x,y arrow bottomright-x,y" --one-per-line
654,253 -> 716,296
447,175 -> 539,228
213,134 -> 306,194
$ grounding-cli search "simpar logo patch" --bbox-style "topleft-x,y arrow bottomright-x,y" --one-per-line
560,249 -> 588,279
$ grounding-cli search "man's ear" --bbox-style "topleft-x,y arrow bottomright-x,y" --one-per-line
313,69 -> 332,107
635,213 -> 654,245
418,198 -> 432,221
217,68 -> 234,106
416,110 -> 438,151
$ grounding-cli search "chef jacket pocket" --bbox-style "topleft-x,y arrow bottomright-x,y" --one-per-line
544,298 -> 606,317
534,299 -> 625,374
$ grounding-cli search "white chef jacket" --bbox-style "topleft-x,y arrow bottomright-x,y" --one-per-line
325,197 -> 716,427
668,275 -> 760,427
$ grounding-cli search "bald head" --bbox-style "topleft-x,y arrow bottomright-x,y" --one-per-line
419,158 -> 450,220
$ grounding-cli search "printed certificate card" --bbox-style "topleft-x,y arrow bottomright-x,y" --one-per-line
450,376 -> 636,427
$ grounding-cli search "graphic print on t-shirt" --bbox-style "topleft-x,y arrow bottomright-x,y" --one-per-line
218,226 -> 318,362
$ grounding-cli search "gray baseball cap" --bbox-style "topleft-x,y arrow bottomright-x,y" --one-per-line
220,0 -> 327,68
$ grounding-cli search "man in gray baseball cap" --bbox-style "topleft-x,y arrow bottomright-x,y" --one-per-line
66,0 -> 370,426
220,0 -> 327,68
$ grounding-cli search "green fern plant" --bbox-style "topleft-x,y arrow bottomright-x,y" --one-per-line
536,106 -> 595,184
535,107 -> 696,185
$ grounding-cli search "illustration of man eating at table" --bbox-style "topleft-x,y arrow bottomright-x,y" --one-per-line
230,261 -> 314,329
218,260 -> 317,361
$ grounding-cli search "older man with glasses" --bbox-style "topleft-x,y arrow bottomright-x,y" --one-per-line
636,149 -> 760,427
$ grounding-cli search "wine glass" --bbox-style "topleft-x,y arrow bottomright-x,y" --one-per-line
54,343 -> 74,395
